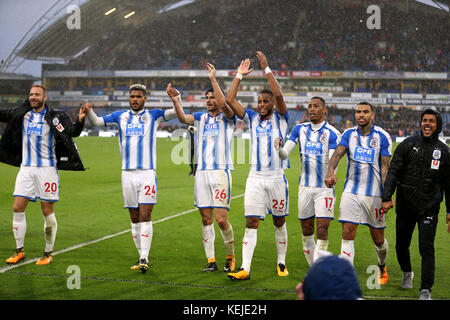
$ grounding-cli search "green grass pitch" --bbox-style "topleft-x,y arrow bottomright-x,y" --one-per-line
0,136 -> 448,300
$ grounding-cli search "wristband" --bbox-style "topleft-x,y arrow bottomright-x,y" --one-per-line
235,73 -> 243,80
264,66 -> 272,74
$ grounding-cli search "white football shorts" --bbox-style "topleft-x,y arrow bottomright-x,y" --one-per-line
13,165 -> 60,202
194,169 -> 232,210
122,169 -> 157,209
338,191 -> 386,229
244,172 -> 289,220
298,186 -> 335,220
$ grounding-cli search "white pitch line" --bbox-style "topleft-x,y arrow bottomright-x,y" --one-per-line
0,193 -> 245,273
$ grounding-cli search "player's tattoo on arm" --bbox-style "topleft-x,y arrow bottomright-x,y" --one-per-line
381,156 -> 391,186
329,145 -> 346,171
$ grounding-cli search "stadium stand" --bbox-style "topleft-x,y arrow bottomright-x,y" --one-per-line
0,0 -> 449,140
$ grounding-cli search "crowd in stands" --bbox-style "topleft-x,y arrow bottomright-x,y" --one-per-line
64,0 -> 448,73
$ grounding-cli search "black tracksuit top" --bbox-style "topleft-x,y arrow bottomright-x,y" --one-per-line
0,100 -> 85,171
382,134 -> 450,216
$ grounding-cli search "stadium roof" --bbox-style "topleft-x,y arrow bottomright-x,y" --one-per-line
20,0 -> 217,60
1,0 -> 223,72
1,0 -> 448,74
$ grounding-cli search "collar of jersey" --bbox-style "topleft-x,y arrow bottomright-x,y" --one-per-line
130,109 -> 145,116
32,107 -> 47,115
356,125 -> 374,137
310,121 -> 326,131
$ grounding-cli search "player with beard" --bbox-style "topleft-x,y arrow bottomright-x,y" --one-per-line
166,63 -> 236,273
324,102 -> 392,285
2,85 -> 86,265
225,52 -> 290,280
382,109 -> 450,300
83,84 -> 176,273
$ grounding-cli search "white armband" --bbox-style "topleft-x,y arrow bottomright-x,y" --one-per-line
87,109 -> 105,127
264,66 -> 272,74
279,140 -> 296,160
235,73 -> 243,80
164,108 -> 177,121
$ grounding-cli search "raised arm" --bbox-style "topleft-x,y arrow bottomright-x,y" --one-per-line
225,59 -> 254,119
324,144 -> 347,188
82,103 -> 105,127
206,63 -> 233,119
71,105 -> 87,137
256,51 -> 287,116
166,83 -> 194,125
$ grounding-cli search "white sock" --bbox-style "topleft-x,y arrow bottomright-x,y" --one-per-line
275,223 -> 288,265
375,238 -> 388,266
340,239 -> 355,265
314,239 -> 329,262
13,212 -> 26,249
43,213 -> 57,253
202,224 -> 215,261
302,234 -> 315,266
220,224 -> 234,257
131,222 -> 141,255
139,221 -> 153,261
241,228 -> 257,273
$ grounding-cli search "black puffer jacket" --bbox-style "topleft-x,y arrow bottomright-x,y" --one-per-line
382,109 -> 450,216
0,100 -> 85,171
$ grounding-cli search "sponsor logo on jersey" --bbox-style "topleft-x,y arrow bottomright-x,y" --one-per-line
304,141 -> 323,155
255,121 -> 273,137
26,122 -> 44,136
203,123 -> 220,137
125,123 -> 144,136
353,146 -> 375,163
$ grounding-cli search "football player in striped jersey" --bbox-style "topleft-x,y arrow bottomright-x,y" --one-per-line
278,96 -> 341,266
84,84 -> 176,273
166,63 -> 236,273
325,102 -> 391,285
225,52 -> 290,280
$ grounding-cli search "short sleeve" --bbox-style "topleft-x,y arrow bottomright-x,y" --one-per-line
339,129 -> 352,149
103,111 -> 123,127
288,125 -> 301,144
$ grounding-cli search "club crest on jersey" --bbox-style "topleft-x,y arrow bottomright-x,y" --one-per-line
52,117 -> 59,126
319,131 -> 328,144
140,114 -> 148,122
369,137 -> 379,148
432,149 -> 441,160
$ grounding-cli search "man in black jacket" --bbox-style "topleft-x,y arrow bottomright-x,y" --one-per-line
381,109 -> 450,300
0,84 -> 86,266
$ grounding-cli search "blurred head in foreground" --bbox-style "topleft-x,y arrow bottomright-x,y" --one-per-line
296,254 -> 362,300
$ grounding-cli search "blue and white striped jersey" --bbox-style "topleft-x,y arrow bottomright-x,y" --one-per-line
103,109 -> 175,170
340,125 -> 392,197
194,112 -> 236,171
21,108 -> 56,167
243,109 -> 290,172
288,121 -> 341,187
